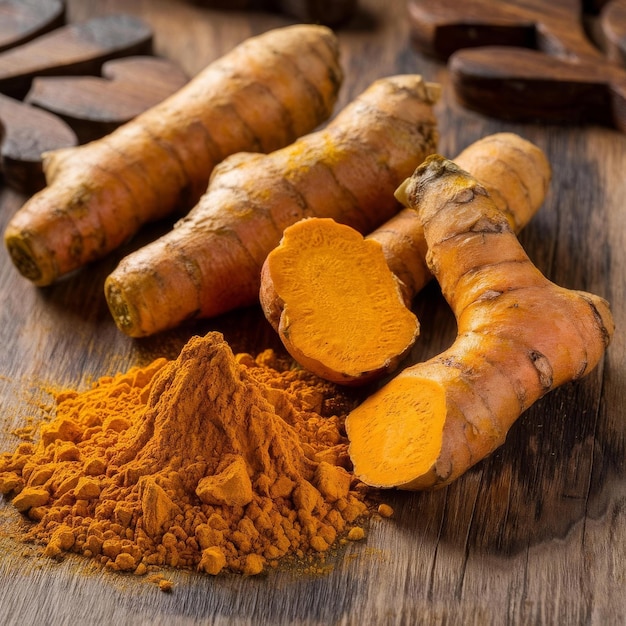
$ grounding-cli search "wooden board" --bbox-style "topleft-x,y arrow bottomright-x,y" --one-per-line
408,0 -> 626,132
0,13 -> 153,99
0,0 -> 65,53
0,0 -> 625,624
0,14 -> 188,194
25,56 -> 189,143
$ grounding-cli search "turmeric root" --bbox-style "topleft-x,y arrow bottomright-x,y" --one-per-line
4,24 -> 342,286
345,155 -> 614,490
380,132 -> 551,301
104,74 -> 440,337
259,133 -> 551,385
259,217 -> 420,385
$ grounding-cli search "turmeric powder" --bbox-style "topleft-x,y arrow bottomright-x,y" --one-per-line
0,333 -> 372,575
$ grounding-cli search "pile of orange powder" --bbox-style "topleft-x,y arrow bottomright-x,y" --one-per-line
0,332 -> 390,578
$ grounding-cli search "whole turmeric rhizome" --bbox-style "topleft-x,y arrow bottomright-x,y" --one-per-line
0,333 -> 377,577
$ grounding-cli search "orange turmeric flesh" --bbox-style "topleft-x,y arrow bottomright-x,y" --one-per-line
4,24 -> 342,286
260,218 -> 419,385
104,74 -> 440,337
260,133 -> 551,385
346,155 -> 614,490
344,377 -> 446,485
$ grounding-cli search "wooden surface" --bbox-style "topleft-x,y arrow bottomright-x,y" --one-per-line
0,0 -> 65,53
0,0 -> 625,624
0,13 -> 154,99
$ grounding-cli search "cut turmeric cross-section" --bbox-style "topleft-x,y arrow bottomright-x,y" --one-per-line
260,217 -> 419,385
346,155 -> 614,490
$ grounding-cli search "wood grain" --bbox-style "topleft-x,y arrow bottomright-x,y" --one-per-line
0,0 -> 65,53
0,0 -> 625,624
0,12 -> 153,99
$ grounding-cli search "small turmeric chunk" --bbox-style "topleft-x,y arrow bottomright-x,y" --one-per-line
314,461 -> 351,502
195,455 -> 253,507
198,547 -> 227,575
28,465 -> 55,486
0,471 -> 22,494
139,477 -> 182,537
347,526 -> 366,541
242,554 -> 265,576
260,218 -> 419,385
74,477 -> 101,500
83,457 -> 106,476
114,552 -> 137,572
377,503 -> 394,518
44,525 -> 75,557
12,486 -> 49,512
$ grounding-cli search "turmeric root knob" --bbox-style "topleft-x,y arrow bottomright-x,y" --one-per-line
346,155 -> 614,490
260,218 -> 419,385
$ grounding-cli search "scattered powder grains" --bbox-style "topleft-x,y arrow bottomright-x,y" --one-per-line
0,332 -> 376,577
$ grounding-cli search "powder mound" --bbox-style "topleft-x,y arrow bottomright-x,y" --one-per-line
0,332 -> 371,575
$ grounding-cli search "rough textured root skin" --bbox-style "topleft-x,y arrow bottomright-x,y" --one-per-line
4,24 -> 342,286
378,132 -> 551,300
105,74 -> 440,337
346,155 -> 614,491
259,217 -> 420,386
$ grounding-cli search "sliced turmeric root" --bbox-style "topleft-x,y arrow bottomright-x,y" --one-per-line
260,133 -> 551,385
346,155 -> 614,489
4,24 -> 342,286
104,74 -> 440,337
260,218 -> 419,385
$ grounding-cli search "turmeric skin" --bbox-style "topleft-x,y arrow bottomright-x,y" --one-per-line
260,133 -> 551,385
103,74 -> 440,338
0,333 -> 373,575
4,24 -> 342,286
376,132 -> 551,302
345,155 -> 614,490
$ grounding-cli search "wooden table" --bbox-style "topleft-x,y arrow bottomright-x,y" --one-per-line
1,1 -> 624,623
